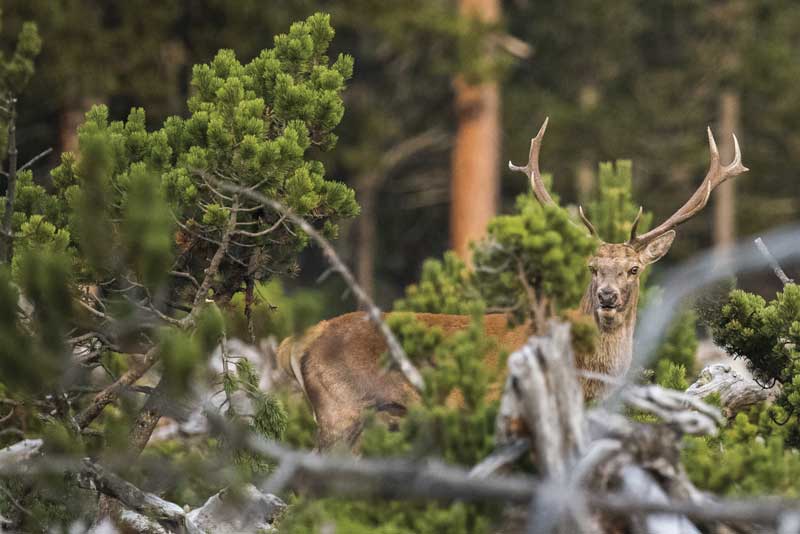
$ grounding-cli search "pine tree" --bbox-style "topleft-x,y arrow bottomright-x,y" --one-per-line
0,13 -> 359,530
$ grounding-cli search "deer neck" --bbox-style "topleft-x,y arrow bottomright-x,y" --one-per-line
579,283 -> 639,377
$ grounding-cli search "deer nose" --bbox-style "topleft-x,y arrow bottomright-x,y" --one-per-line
597,288 -> 618,307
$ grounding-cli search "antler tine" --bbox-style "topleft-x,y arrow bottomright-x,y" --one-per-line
629,127 -> 749,248
578,205 -> 598,237
508,117 -> 554,206
629,206 -> 643,242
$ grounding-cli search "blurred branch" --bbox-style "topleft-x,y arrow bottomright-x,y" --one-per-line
74,346 -> 159,429
755,237 -> 794,285
77,459 -> 185,523
201,412 -> 800,529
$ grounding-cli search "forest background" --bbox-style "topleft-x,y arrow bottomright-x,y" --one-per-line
3,0 -> 798,307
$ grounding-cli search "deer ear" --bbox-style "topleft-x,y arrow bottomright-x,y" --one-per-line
640,231 -> 676,265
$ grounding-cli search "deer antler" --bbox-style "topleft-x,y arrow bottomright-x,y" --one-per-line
509,117 -> 553,206
509,118 -> 598,237
629,128 -> 748,249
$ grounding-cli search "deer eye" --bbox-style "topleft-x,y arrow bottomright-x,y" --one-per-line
589,266 -> 597,275
629,266 -> 640,275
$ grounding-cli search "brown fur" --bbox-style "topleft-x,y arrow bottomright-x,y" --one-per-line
279,235 -> 677,450
278,312 -> 529,449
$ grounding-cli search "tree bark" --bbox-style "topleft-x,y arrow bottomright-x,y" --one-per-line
450,0 -> 501,263
713,90 -> 739,250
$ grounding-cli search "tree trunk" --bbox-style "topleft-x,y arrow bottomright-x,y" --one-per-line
713,90 -> 739,250
450,0 -> 501,263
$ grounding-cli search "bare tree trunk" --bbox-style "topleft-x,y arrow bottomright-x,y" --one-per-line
714,90 -> 739,250
450,0 -> 501,263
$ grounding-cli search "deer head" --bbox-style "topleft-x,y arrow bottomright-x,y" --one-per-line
510,118 -> 748,334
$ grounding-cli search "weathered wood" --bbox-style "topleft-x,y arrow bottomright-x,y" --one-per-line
185,484 -> 285,533
78,459 -> 185,523
685,363 -> 776,417
0,439 -> 42,474
497,320 -> 585,479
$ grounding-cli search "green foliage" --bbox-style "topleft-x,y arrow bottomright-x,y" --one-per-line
682,283 -> 800,497
587,160 -> 652,245
0,14 -> 358,531
394,252 -> 477,315
226,279 -> 327,341
284,312 -> 501,533
379,314 -> 499,461
702,283 -> 800,443
285,180 -> 605,532
279,388 -> 318,450
44,12 -> 358,306
473,195 -> 597,324
707,284 -> 800,386
281,497 -> 488,534
654,361 -> 689,391
395,191 -> 597,325
684,408 -> 800,497
0,12 -> 40,156
654,309 -> 698,383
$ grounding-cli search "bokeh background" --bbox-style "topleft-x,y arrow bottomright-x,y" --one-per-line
3,0 -> 798,308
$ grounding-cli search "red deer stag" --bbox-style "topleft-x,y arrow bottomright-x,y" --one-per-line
278,119 -> 748,450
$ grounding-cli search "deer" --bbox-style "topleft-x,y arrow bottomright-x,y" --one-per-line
277,118 -> 748,450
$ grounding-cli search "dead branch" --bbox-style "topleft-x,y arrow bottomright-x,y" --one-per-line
755,237 -> 794,285
77,459 -> 185,523
686,363 -> 778,417
74,346 -> 159,429
17,147 -> 53,173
